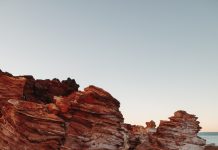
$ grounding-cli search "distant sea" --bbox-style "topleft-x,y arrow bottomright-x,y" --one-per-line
198,132 -> 218,145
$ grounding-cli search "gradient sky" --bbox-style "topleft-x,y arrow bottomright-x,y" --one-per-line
0,0 -> 218,131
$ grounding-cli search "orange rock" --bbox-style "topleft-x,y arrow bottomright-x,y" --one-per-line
145,120 -> 156,128
0,70 -> 208,150
54,96 -> 70,113
0,72 -> 26,101
47,103 -> 60,114
137,110 -> 206,150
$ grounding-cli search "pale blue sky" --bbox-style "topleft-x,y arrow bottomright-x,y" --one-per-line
0,0 -> 218,131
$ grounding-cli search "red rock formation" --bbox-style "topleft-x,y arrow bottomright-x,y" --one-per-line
0,70 -> 207,150
0,71 -> 26,101
123,120 -> 157,150
0,70 -> 126,149
0,70 -> 79,104
59,86 -> 126,149
145,120 -> 156,129
145,120 -> 156,133
136,111 -> 206,150
0,99 -> 65,150
22,75 -> 79,103
124,124 -> 148,150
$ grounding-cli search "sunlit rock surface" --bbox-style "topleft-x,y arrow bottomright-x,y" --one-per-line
0,99 -> 65,150
0,71 -> 26,101
136,111 -> 206,150
59,86 -> 126,149
0,70 -> 207,150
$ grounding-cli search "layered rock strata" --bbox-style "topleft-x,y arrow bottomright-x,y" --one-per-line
136,111 -> 206,150
56,86 -> 126,149
0,70 -> 207,150
124,124 -> 148,150
0,71 -> 25,101
0,99 -> 65,150
0,71 -> 126,149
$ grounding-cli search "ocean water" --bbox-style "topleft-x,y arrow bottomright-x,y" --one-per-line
198,132 -> 218,145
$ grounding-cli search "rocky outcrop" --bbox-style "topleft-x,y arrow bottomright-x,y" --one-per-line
145,120 -> 156,133
0,70 -> 208,150
0,70 -> 79,104
123,120 -> 157,150
0,71 -> 26,101
136,111 -> 206,150
0,70 -> 126,149
22,75 -> 79,103
124,124 -> 148,150
0,99 -> 65,150
56,86 -> 126,149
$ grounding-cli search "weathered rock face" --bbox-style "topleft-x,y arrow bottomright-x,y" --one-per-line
0,70 -> 207,150
124,124 -> 149,150
59,86 -> 126,149
46,85 -> 125,149
0,70 -> 79,104
136,111 -> 206,150
145,120 -> 156,133
0,71 -> 126,150
145,120 -> 156,129
123,120 -> 157,150
0,71 -> 26,101
0,99 -> 65,150
23,75 -> 79,103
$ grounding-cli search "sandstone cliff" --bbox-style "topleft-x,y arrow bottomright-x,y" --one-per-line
0,70 -> 207,150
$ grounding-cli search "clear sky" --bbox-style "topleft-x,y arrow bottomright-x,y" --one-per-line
0,0 -> 218,131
